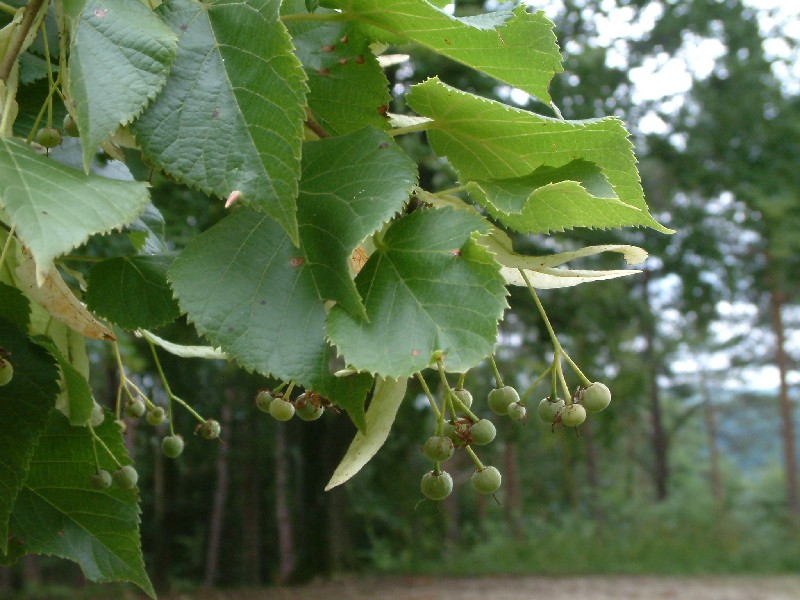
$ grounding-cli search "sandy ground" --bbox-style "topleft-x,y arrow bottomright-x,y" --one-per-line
162,575 -> 800,600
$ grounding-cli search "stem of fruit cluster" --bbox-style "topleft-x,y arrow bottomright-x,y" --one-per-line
148,341 -> 206,427
41,21 -> 54,127
464,445 -> 485,471
550,362 -> 559,401
0,3 -> 19,16
88,425 -> 123,469
437,360 -> 479,422
519,365 -> 553,402
549,101 -> 565,120
26,71 -> 62,142
0,225 -> 15,268
111,341 -> 128,418
0,0 -> 47,83
388,122 -> 434,137
488,355 -> 504,388
456,373 -> 466,389
556,362 -> 573,404
562,352 -> 592,387
519,269 -> 563,354
415,372 -> 442,425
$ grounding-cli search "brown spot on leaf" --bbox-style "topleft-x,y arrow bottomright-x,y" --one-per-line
339,58 -> 348,65
340,35 -> 349,43
450,249 -> 461,256
377,105 -> 389,117
290,257 -> 305,267
411,349 -> 420,357
317,67 -> 330,76
321,44 -> 335,52
93,8 -> 108,17
355,55 -> 365,64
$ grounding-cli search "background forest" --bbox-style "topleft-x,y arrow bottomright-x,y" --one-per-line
2,0 -> 799,595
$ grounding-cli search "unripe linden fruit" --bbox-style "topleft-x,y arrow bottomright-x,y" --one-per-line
581,382 -> 611,413
469,419 -> 496,445
269,397 -> 295,421
200,419 -> 221,440
295,396 -> 324,421
90,470 -> 112,490
487,386 -> 519,416
89,402 -> 105,427
125,397 -> 146,418
421,470 -> 453,501
537,397 -> 565,423
63,114 -> 79,136
451,388 -> 473,410
162,434 -> 185,458
471,466 -> 502,495
146,407 -> 166,426
422,435 -> 454,463
255,390 -> 273,413
508,402 -> 527,421
113,465 -> 138,489
442,421 -> 464,448
560,403 -> 587,428
35,127 -> 62,148
0,360 -> 13,386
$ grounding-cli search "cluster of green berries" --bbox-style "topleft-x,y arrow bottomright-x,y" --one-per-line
90,465 -> 138,491
487,385 -> 526,420
256,389 -> 327,422
537,382 -> 611,428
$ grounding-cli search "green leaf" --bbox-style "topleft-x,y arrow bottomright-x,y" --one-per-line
31,335 -> 94,427
465,160 -> 650,234
326,208 -> 508,378
2,411 -> 154,598
325,376 -> 407,490
0,138 -> 150,277
298,128 -> 417,319
0,281 -> 30,328
0,318 -> 59,554
85,254 -> 180,330
67,0 -> 177,171
168,209 -> 372,427
283,1 -> 391,135
132,0 -> 308,245
139,329 -> 226,360
407,78 -> 672,234
323,1 -> 562,101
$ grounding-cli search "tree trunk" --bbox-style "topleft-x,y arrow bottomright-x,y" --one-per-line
274,423 -> 296,583
700,369 -> 724,505
203,395 -> 233,588
240,415 -> 262,586
767,280 -> 800,520
642,270 -> 669,501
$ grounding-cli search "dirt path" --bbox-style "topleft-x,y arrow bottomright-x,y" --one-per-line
164,575 -> 800,600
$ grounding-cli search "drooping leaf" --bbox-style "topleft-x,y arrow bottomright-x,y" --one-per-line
2,411 -> 154,598
168,209 -> 372,427
67,0 -> 177,171
323,1 -> 562,101
139,329 -> 226,360
283,1 -> 391,135
465,160 -> 648,234
406,78 -> 672,234
0,138 -> 150,279
0,318 -> 59,554
86,254 -> 179,330
481,230 -> 645,289
31,335 -> 94,427
326,208 -> 508,378
132,0 -> 308,244
298,128 -> 417,319
325,376 -> 407,490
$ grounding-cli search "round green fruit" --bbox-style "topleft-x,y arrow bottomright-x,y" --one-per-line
268,397 -> 295,421
63,114 -> 79,136
488,386 -> 519,415
560,403 -> 587,428
255,390 -> 273,413
113,465 -> 138,489
0,359 -> 12,386
200,419 -> 221,440
161,435 -> 185,458
35,127 -> 62,148
581,382 -> 611,413
469,419 -> 496,445
422,435 -> 454,463
451,388 -> 473,410
508,402 -> 527,421
146,407 -> 166,426
420,470 -> 453,501
537,397 -> 565,423
471,466 -> 502,495
124,397 -> 146,419
88,402 -> 105,427
295,394 -> 324,421
90,470 -> 112,490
